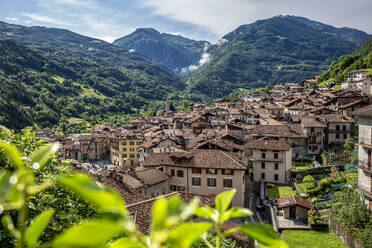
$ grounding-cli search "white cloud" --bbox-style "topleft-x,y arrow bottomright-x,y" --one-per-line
36,0 -> 98,9
21,13 -> 73,26
5,17 -> 18,22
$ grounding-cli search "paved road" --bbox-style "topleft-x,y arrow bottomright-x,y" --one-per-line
244,177 -> 270,223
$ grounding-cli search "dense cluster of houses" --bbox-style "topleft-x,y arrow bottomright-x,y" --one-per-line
37,84 -> 372,225
341,69 -> 372,94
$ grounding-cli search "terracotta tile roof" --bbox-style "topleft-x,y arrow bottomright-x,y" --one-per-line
78,169 -> 146,205
278,196 -> 313,209
247,139 -> 291,151
127,192 -> 215,233
300,117 -> 326,128
143,150 -> 247,170
122,174 -> 144,189
134,168 -> 170,186
250,125 -> 307,138
350,104 -> 372,118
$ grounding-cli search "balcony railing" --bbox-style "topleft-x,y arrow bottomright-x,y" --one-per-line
328,128 -> 350,133
308,131 -> 323,136
357,159 -> 372,173
359,137 -> 372,149
253,157 -> 283,162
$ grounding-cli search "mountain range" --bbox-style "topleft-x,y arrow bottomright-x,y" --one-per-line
0,15 -> 371,129
0,21 -> 183,129
113,28 -> 210,72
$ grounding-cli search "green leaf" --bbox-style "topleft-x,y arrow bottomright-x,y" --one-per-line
25,209 -> 55,248
215,189 -> 236,213
53,220 -> 124,248
0,170 -> 12,203
30,143 -> 59,170
1,215 -> 20,239
151,197 -> 167,231
0,142 -> 24,169
109,237 -> 143,248
194,206 -> 218,222
220,207 -> 253,222
168,222 -> 213,248
239,223 -> 287,247
57,174 -> 127,215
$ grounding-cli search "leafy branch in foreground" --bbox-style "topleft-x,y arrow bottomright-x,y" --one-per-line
0,141 -> 287,248
0,141 -> 59,248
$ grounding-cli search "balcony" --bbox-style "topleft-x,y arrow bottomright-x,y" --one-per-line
359,137 -> 372,149
358,160 -> 372,173
308,131 -> 322,136
358,188 -> 372,199
328,128 -> 350,133
253,157 -> 283,162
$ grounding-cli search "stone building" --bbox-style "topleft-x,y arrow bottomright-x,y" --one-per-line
143,149 -> 247,206
352,105 -> 372,210
247,139 -> 292,184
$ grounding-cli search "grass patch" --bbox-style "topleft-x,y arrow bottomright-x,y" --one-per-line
80,86 -> 106,99
267,186 -> 297,199
339,171 -> 358,187
294,162 -> 313,171
283,229 -> 348,248
52,76 -> 65,83
68,117 -> 84,124
332,84 -> 341,90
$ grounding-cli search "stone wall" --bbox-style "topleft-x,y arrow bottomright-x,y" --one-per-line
329,217 -> 366,248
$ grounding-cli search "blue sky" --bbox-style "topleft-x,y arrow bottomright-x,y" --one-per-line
2,0 -> 372,43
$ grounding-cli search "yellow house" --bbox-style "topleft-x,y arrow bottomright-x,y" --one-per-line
110,132 -> 142,167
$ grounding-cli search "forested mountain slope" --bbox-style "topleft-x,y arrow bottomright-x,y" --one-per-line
185,15 -> 371,98
113,28 -> 209,72
318,37 -> 372,83
0,21 -> 185,129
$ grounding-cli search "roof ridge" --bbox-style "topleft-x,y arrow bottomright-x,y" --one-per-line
127,192 -> 179,208
222,151 -> 244,168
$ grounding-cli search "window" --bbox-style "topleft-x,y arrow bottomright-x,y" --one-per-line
122,141 -> 127,146
275,163 -> 279,170
192,177 -> 201,186
274,153 -> 278,159
274,174 -> 278,181
123,148 -> 127,152
137,154 -> 140,158
178,185 -> 186,191
207,178 -> 216,187
192,168 -> 202,174
177,170 -> 184,177
171,169 -> 175,176
261,162 -> 265,169
222,169 -> 234,175
122,154 -> 127,158
130,148 -> 135,152
343,125 -> 346,131
336,133 -> 340,139
343,133 -> 347,139
206,168 -> 217,174
261,173 -> 265,179
130,141 -> 134,146
336,125 -> 340,131
262,153 -> 266,159
130,154 -> 134,158
170,184 -> 177,191
223,178 -> 233,188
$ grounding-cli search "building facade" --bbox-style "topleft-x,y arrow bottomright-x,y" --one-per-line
247,140 -> 292,184
143,150 -> 247,206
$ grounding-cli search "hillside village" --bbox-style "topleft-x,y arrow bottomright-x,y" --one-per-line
32,69 -> 372,246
